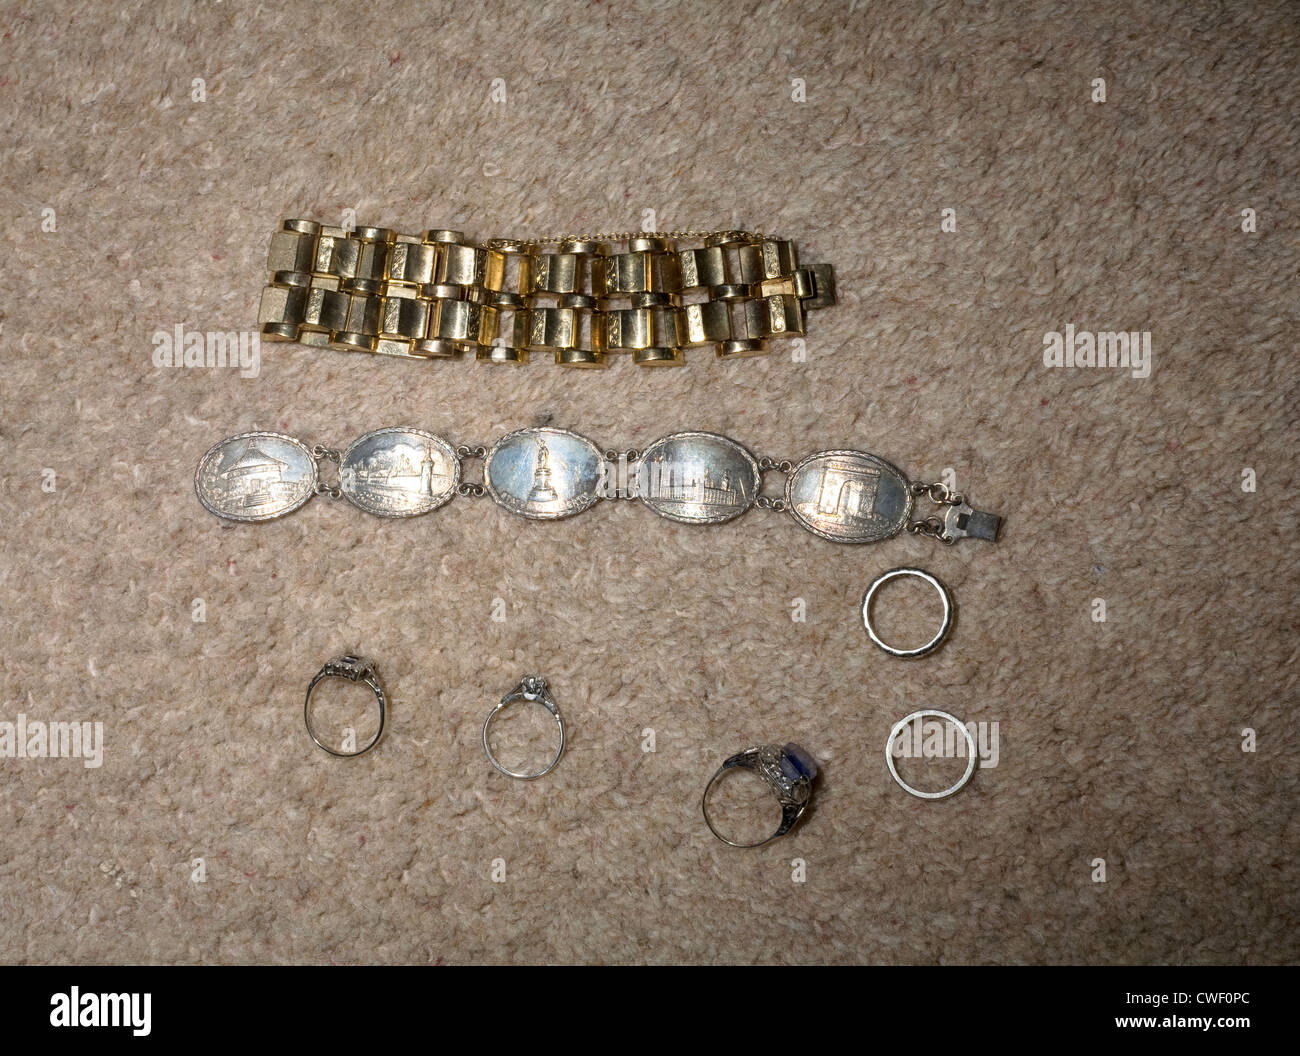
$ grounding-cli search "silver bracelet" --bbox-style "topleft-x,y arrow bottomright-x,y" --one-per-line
195,426 -> 1002,546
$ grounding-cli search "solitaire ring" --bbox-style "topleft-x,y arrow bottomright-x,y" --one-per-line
482,675 -> 565,779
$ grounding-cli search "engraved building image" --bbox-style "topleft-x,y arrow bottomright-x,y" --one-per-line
219,443 -> 292,510
641,453 -> 744,509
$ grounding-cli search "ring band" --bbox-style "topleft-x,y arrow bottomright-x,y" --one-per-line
702,743 -> 819,847
862,566 -> 954,658
304,655 -> 386,757
884,709 -> 977,799
482,675 -> 564,779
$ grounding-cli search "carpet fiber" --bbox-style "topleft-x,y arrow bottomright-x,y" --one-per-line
1,0 -> 1296,964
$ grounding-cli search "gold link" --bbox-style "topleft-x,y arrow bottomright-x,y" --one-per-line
482,242 -> 533,308
441,243 -> 486,287
677,299 -> 732,347
378,288 -> 430,351
633,347 -> 685,367
760,238 -> 798,279
526,305 -> 606,366
717,299 -> 767,359
604,238 -> 679,300
386,235 -> 437,286
266,220 -> 319,274
428,298 -> 486,345
555,347 -> 607,368
529,248 -> 604,306
479,344 -> 529,364
352,228 -> 392,284
257,281 -> 307,341
329,279 -> 383,353
302,284 -> 351,335
759,294 -> 806,338
525,306 -> 576,350
605,305 -> 674,350
677,246 -> 726,290
314,226 -> 360,280
412,335 -> 460,359
476,311 -> 530,364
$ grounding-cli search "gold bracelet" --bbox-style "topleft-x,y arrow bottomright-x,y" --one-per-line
257,221 -> 837,367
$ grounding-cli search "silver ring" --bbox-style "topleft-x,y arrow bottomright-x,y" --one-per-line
702,743 -> 819,848
884,709 -> 977,799
482,675 -> 564,779
304,655 -> 386,757
862,566 -> 954,658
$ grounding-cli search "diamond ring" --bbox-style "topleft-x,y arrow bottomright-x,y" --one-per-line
482,675 -> 565,779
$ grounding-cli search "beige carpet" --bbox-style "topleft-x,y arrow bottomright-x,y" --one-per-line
1,0 -> 1296,965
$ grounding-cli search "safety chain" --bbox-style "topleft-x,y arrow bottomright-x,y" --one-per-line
757,456 -> 794,511
908,480 -> 967,544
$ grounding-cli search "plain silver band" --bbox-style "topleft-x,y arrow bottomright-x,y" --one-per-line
701,750 -> 807,848
885,708 -> 977,799
862,566 -> 954,659
304,669 -> 386,758
482,689 -> 564,780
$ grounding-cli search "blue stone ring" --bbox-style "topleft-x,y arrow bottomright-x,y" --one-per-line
702,743 -> 819,847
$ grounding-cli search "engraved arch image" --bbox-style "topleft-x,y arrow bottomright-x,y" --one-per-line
804,457 -> 881,524
785,451 -> 914,543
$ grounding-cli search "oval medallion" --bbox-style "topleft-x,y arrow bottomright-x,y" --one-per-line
785,450 -> 914,543
484,427 -> 604,520
194,431 -> 317,522
339,427 -> 460,517
636,431 -> 759,525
